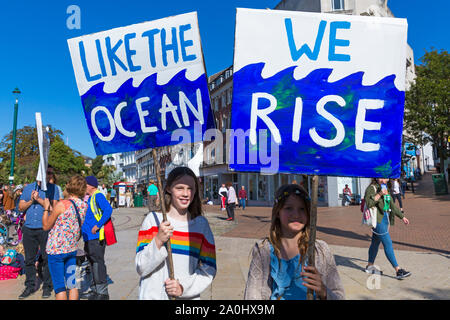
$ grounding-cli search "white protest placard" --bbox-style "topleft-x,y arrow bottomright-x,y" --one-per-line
35,113 -> 50,191
231,8 -> 407,178
67,12 -> 215,155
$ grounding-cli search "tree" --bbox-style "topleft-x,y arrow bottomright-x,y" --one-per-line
404,49 -> 449,173
0,125 -> 63,184
48,136 -> 88,186
0,125 -> 88,186
91,155 -> 104,176
98,165 -> 122,186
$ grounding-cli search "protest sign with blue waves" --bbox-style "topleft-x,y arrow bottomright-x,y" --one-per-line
68,12 -> 214,155
231,8 -> 408,178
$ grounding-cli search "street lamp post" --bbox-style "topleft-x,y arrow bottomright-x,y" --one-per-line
9,87 -> 21,185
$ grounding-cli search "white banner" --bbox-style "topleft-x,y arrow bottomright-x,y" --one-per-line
231,8 -> 408,178
67,12 -> 214,156
35,113 -> 50,191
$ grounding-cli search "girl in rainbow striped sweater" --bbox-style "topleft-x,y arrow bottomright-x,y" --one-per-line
135,167 -> 216,300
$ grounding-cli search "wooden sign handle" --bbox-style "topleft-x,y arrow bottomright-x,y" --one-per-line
306,175 -> 319,300
151,148 -> 176,299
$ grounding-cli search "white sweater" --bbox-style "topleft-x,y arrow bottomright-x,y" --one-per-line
135,212 -> 216,300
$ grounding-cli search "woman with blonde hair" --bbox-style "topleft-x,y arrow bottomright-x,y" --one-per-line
42,175 -> 88,300
244,184 -> 345,300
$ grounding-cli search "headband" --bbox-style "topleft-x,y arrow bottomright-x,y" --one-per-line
274,188 -> 311,204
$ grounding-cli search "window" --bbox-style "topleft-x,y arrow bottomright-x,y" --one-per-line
332,0 -> 344,10
221,94 -> 226,107
227,88 -> 232,104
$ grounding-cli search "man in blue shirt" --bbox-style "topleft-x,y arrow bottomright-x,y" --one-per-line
82,176 -> 113,300
18,174 -> 59,299
110,187 -> 117,209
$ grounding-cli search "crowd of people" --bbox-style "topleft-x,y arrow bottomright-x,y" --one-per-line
341,178 -> 407,210
0,163 -> 413,301
98,183 -> 136,209
0,167 -> 114,300
215,183 -> 247,221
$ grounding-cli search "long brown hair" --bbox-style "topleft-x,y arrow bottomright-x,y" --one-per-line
163,166 -> 203,219
269,184 -> 312,264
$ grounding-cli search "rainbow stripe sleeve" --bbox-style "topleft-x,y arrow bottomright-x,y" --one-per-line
136,226 -> 159,254
136,227 -> 216,269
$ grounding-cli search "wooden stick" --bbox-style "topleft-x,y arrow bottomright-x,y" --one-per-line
306,175 -> 319,300
151,149 -> 176,285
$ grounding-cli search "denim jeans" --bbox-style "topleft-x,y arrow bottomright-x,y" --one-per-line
47,251 -> 77,294
344,195 -> 351,204
368,212 -> 398,268
239,198 -> 246,210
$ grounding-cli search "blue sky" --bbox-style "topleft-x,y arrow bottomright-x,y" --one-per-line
0,0 -> 448,159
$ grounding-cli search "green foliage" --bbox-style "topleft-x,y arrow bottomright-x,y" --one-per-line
0,125 -> 88,186
98,165 -> 122,187
91,155 -> 104,176
404,49 -> 449,170
0,125 -> 64,184
48,136 -> 88,186
0,125 -> 126,187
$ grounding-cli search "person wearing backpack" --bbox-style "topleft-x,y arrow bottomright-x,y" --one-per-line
82,176 -> 113,300
42,175 -> 88,300
364,178 -> 411,279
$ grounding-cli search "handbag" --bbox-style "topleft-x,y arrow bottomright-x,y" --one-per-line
90,192 -> 117,246
361,201 -> 377,229
361,186 -> 377,229
103,218 -> 117,246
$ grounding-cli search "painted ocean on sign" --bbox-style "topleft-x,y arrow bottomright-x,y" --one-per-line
67,12 -> 215,155
230,62 -> 404,178
82,69 -> 214,155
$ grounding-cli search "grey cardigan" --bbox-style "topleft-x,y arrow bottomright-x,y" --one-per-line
244,239 -> 345,300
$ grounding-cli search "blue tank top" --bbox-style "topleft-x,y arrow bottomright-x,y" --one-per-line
269,243 -> 314,300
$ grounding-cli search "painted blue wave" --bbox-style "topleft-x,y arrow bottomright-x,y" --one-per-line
230,63 -> 404,178
81,69 -> 215,155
